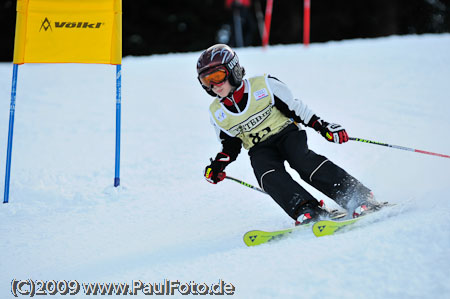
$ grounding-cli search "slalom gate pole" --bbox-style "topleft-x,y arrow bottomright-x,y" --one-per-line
114,64 -> 121,187
262,0 -> 273,47
303,0 -> 311,46
350,137 -> 450,159
4,64 -> 19,203
225,175 -> 267,194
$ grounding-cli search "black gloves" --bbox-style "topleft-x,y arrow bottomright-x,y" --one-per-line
204,152 -> 231,184
310,116 -> 349,144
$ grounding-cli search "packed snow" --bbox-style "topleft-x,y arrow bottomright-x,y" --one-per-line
1,34 -> 450,298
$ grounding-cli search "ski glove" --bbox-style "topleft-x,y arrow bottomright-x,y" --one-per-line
312,118 -> 349,144
204,152 -> 230,184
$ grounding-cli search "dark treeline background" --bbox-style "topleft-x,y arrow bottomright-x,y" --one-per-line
0,0 -> 449,62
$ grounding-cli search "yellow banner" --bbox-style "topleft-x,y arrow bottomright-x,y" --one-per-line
13,0 -> 122,64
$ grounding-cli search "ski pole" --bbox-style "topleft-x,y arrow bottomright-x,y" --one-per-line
350,137 -> 450,159
225,175 -> 267,194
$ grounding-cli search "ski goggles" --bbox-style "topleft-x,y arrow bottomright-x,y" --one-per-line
198,66 -> 229,89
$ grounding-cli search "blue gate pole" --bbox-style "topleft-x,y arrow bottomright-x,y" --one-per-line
4,64 -> 19,203
114,64 -> 121,187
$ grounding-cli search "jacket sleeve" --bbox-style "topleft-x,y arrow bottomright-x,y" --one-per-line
268,75 -> 320,128
210,117 -> 242,163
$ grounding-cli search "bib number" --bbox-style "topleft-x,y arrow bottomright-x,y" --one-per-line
249,127 -> 271,145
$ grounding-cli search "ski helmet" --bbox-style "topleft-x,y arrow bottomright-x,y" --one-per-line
196,44 -> 245,96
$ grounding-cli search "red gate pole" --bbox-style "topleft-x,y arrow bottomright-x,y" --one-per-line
262,0 -> 274,48
303,0 -> 310,46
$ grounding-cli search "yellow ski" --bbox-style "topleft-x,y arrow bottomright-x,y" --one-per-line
243,224 -> 311,246
312,202 -> 394,237
312,217 -> 362,237
243,211 -> 346,246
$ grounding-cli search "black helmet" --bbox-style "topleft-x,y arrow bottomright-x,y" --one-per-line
196,44 -> 245,96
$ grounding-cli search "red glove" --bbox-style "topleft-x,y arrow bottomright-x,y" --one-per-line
204,153 -> 230,184
311,118 -> 349,144
320,122 -> 349,144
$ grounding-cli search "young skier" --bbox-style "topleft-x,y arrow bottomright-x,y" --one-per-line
197,44 -> 379,224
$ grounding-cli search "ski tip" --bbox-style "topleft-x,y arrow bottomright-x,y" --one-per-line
243,230 -> 268,247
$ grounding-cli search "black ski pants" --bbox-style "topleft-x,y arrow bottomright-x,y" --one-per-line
249,124 -> 370,220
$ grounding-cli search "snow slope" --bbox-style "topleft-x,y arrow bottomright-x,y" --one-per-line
1,34 -> 450,298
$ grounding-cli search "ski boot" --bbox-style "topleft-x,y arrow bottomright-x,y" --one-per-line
295,200 -> 329,226
352,191 -> 382,218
